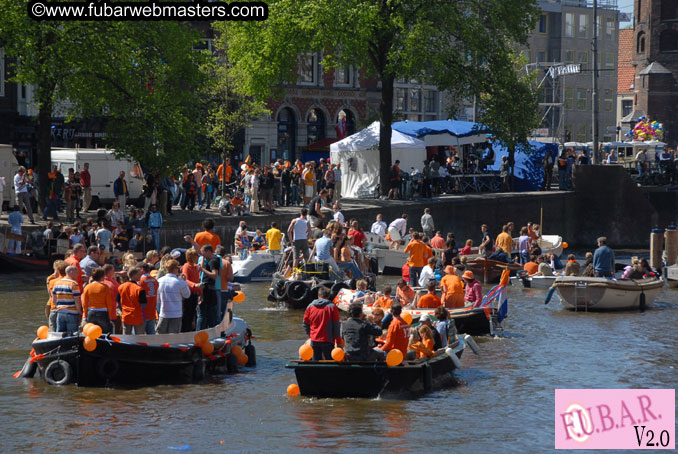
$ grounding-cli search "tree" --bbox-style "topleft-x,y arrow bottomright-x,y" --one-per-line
0,3 -> 207,206
202,59 -> 269,196
477,52 -> 540,191
217,0 -> 538,195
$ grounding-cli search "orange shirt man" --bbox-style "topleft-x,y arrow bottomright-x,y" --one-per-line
82,280 -> 116,321
417,282 -> 442,308
65,244 -> 87,291
524,260 -> 539,275
193,219 -> 221,250
139,267 -> 159,324
381,305 -> 409,354
404,236 -> 433,268
374,295 -> 393,309
440,266 -> 465,308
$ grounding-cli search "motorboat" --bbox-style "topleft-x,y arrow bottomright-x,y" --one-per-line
465,257 -> 523,284
510,273 -> 558,289
511,234 -> 564,257
551,276 -> 664,311
232,250 -> 282,283
285,336 -> 466,398
16,299 -> 255,387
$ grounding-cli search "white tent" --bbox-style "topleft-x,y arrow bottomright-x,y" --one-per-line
330,121 -> 426,198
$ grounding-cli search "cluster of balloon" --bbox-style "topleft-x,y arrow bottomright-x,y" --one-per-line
287,383 -> 300,397
82,323 -> 102,352
331,347 -> 345,362
298,343 -> 313,361
626,116 -> 664,141
227,343 -> 249,364
386,349 -> 404,367
37,325 -> 49,340
233,291 -> 246,303
401,311 -> 413,325
193,331 -> 214,355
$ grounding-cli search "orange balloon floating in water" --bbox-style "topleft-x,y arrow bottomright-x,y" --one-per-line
194,331 -> 209,345
37,325 -> 49,339
386,349 -> 403,367
231,345 -> 243,357
87,324 -> 102,339
201,342 -> 215,355
331,347 -> 345,362
299,344 -> 313,361
562,242 -> 569,249
287,383 -> 300,396
83,336 -> 97,352
401,311 -> 413,325
233,291 -> 246,303
237,354 -> 248,365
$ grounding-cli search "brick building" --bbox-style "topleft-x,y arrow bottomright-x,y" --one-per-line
632,0 -> 678,146
616,28 -> 635,137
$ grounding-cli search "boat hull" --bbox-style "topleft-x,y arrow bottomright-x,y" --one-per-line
510,275 -> 557,289
0,253 -> 58,273
466,258 -> 522,284
553,276 -> 664,311
232,252 -> 280,283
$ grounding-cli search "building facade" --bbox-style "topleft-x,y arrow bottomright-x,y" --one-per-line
617,28 -> 635,137
527,0 -> 620,143
632,0 -> 678,146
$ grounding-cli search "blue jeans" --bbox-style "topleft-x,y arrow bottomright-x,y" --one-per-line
520,252 -> 529,265
238,248 -> 248,260
150,228 -> 160,251
43,198 -> 60,220
144,319 -> 157,335
339,262 -> 363,279
409,266 -> 423,287
196,288 -> 219,330
56,311 -> 79,333
290,184 -> 299,206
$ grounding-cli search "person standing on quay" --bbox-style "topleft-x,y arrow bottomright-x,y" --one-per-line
80,162 -> 92,211
593,236 -> 615,278
14,166 -> 35,223
114,171 -> 129,213
147,204 -> 163,252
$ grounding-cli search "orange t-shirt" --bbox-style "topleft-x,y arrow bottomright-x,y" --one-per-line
118,281 -> 144,326
231,197 -> 243,206
404,240 -> 433,268
374,295 -> 393,309
440,274 -> 465,309
65,255 -> 84,292
417,293 -> 442,308
524,261 -> 539,275
139,274 -> 159,320
382,316 -> 409,353
194,231 -> 221,251
396,285 -> 415,304
47,275 -> 60,310
82,281 -> 115,321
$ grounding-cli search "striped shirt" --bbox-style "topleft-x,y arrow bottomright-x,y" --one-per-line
52,278 -> 81,313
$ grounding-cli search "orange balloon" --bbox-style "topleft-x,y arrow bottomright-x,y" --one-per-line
299,344 -> 313,361
37,325 -> 49,340
201,342 -> 215,355
82,323 -> 94,336
562,241 -> 569,249
233,291 -> 246,303
237,353 -> 248,365
287,383 -> 300,396
87,324 -> 102,339
231,345 -> 243,357
331,347 -> 345,362
401,311 -> 413,325
83,336 -> 97,352
194,331 -> 209,345
386,349 -> 403,367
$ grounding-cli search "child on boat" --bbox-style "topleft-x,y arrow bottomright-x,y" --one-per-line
351,279 -> 374,305
460,239 -> 473,255
373,285 -> 393,309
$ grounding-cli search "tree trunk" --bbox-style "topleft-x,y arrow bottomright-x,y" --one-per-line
36,92 -> 54,211
379,74 -> 395,197
509,148 -> 516,192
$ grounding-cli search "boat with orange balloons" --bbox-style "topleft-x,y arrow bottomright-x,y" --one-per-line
16,291 -> 256,387
285,336 -> 467,398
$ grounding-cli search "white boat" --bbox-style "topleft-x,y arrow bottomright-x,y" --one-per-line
510,274 -> 558,289
364,232 -> 447,275
551,276 -> 664,311
511,234 -> 564,257
232,250 -> 282,283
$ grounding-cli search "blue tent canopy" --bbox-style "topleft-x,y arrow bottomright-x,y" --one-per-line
392,120 -> 490,138
489,141 -> 559,191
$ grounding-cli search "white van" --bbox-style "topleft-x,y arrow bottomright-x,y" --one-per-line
51,148 -> 144,208
0,144 -> 20,211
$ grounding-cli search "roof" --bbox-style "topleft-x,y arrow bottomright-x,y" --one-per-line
617,29 -> 634,94
329,121 -> 425,153
639,62 -> 672,75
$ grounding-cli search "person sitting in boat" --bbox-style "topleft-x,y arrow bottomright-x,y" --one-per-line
417,281 -> 442,309
252,230 -> 266,250
334,234 -> 362,279
564,254 -> 581,276
440,265 -> 464,309
628,258 -> 657,279
374,285 -> 394,309
341,302 -> 384,362
351,279 -> 372,305
368,306 -> 385,328
580,252 -> 595,277
117,266 -> 147,335
460,239 -> 473,256
408,326 -> 434,359
434,307 -> 456,348
621,257 -> 640,279
418,256 -> 438,287
377,303 -> 409,356
488,247 -> 514,264
310,228 -> 341,277
303,286 -> 342,360
535,256 -> 554,276
395,279 -> 415,306
419,314 -> 442,350
235,227 -> 252,260
462,270 -> 483,307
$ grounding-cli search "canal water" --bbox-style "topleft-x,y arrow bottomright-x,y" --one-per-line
1,271 -> 677,453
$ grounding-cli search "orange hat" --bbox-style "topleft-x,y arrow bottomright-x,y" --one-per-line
462,270 -> 474,280
28,169 -> 34,175
444,265 -> 454,274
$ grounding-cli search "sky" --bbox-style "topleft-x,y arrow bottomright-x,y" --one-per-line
618,1 -> 634,25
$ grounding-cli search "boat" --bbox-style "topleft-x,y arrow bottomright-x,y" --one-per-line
465,257 -> 523,284
551,276 -> 664,311
665,264 -> 678,288
510,273 -> 558,289
232,250 -> 282,283
364,232 -> 449,275
285,336 -> 466,398
17,299 -> 255,387
0,252 -> 56,273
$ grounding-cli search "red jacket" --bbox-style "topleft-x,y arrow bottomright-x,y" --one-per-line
303,299 -> 341,344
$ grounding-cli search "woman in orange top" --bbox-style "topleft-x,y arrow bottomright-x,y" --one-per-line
180,248 -> 202,332
82,268 -> 115,334
417,325 -> 435,358
395,279 -> 415,306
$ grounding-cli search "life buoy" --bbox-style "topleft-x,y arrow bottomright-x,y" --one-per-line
96,358 -> 120,380
244,344 -> 256,367
287,281 -> 310,304
330,281 -> 350,299
271,280 -> 288,300
44,360 -> 73,386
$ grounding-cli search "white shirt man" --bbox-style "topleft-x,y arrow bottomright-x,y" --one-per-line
370,214 -> 388,236
333,204 -> 345,225
13,167 -> 34,223
156,262 -> 191,334
388,216 -> 408,242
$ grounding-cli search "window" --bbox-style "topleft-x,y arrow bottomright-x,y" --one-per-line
565,13 -> 575,37
604,53 -> 615,69
410,89 -> 421,112
395,88 -> 408,111
306,108 -> 325,145
336,109 -> 356,138
596,16 -> 603,38
604,89 -> 613,112
564,50 -> 575,64
564,88 -> 574,110
576,124 -> 587,142
335,65 -> 353,86
576,88 -> 587,111
622,99 -> 633,118
407,114 -> 421,121
537,50 -> 546,62
298,54 -> 317,84
577,51 -> 589,67
19,83 -> 26,100
660,30 -> 678,51
637,0 -> 642,24
661,0 -> 678,21
637,32 -> 646,53
578,14 -> 588,38
539,14 -> 548,33
277,107 -> 297,161
606,17 -> 615,39
424,90 -> 437,113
